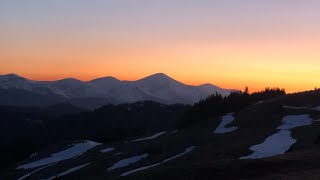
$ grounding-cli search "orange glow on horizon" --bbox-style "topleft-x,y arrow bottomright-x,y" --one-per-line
2,37 -> 320,94
2,1 -> 320,94
0,69 -> 318,94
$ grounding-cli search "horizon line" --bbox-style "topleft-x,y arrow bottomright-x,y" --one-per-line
1,72 -> 311,93
0,72 -> 226,89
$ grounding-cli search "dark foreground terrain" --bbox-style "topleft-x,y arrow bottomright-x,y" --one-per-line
3,90 -> 320,179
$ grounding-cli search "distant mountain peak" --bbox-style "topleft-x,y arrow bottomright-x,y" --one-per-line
0,73 -> 25,81
90,76 -> 120,82
198,83 -> 219,88
1,73 -> 22,77
0,73 -> 235,107
152,72 -> 169,76
139,73 -> 177,83
57,78 -> 83,82
53,78 -> 86,87
149,73 -> 171,78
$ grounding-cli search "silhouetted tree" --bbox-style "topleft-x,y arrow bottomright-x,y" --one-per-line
179,87 -> 286,128
244,86 -> 249,94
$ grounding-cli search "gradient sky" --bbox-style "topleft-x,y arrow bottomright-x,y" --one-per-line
1,0 -> 320,92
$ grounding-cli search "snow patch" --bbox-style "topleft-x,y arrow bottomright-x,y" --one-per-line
43,163 -> 91,180
162,146 -> 196,163
28,153 -> 37,159
131,131 -> 166,142
283,105 -> 320,111
241,115 -> 313,159
312,106 -> 320,111
17,140 -> 101,170
170,130 -> 178,134
256,101 -> 264,104
17,163 -> 57,180
121,146 -> 196,176
283,105 -> 310,110
277,115 -> 313,130
108,154 -> 149,171
240,130 -> 296,159
121,163 -> 160,177
214,114 -> 238,134
100,147 -> 115,153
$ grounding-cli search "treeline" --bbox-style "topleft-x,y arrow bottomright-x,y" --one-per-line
179,87 -> 286,128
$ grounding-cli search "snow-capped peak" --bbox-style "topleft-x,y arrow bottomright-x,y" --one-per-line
0,73 -> 236,107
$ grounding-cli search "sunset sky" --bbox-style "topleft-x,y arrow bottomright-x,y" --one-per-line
1,0 -> 320,92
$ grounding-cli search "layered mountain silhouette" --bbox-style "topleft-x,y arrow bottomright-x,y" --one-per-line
0,73 -> 235,109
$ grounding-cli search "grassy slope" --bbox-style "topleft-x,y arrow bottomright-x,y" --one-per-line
8,90 -> 320,180
120,90 -> 320,180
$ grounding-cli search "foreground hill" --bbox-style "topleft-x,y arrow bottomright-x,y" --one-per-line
4,90 -> 320,180
0,101 -> 190,171
0,73 -> 235,108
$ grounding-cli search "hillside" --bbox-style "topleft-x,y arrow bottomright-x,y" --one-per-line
4,90 -> 320,180
0,102 -> 190,171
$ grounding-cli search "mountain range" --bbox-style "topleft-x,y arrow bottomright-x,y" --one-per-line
0,73 -> 235,109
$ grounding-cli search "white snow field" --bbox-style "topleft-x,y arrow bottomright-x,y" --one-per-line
121,146 -> 196,176
214,114 -> 238,134
278,115 -> 313,130
131,131 -> 167,142
241,115 -> 313,159
100,147 -> 115,153
108,154 -> 149,171
17,140 -> 101,169
43,163 -> 91,180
